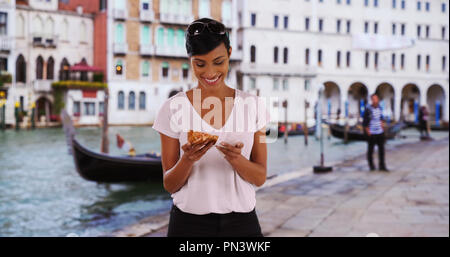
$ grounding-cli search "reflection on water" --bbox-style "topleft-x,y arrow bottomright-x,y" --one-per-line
0,125 -> 447,236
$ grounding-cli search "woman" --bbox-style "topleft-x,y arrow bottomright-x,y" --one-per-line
152,18 -> 270,237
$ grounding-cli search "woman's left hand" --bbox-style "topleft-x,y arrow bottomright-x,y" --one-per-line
215,142 -> 244,164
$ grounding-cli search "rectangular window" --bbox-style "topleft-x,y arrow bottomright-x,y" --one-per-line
401,24 -> 406,35
162,62 -> 169,78
364,22 -> 369,33
305,18 -> 310,31
337,51 -> 341,67
375,52 -> 379,69
282,79 -> 289,91
401,0 -> 406,9
337,19 -> 341,33
250,78 -> 256,90
0,57 -> 7,71
392,0 -> 397,8
84,102 -> 96,116
182,63 -> 189,79
392,53 -> 396,70
401,54 -> 405,70
417,25 -> 421,38
305,48 -> 310,65
417,1 -> 421,11
392,23 -> 397,35
142,61 -> 150,77
284,16 -> 289,29
346,20 -> 351,34
442,26 -> 446,40
346,51 -> 351,67
99,102 -> 104,115
442,56 -> 447,71
251,13 -> 256,26
426,55 -> 430,71
199,0 -> 210,18
274,15 -> 279,28
417,55 -> 421,70
365,52 -> 370,68
319,19 -> 323,32
273,78 -> 279,91
425,25 -> 430,38
73,101 -> 81,116
318,50 -> 323,67
374,22 -> 378,34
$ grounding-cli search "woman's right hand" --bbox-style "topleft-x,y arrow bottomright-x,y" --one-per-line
181,140 -> 215,163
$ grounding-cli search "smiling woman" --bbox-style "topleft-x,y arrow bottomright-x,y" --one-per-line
152,18 -> 270,237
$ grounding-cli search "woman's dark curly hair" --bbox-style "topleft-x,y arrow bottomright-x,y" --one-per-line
185,18 -> 231,57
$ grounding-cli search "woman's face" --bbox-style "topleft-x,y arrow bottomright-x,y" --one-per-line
190,43 -> 232,90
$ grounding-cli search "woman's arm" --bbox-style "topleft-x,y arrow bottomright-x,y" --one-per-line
216,128 -> 267,187
159,133 -> 214,194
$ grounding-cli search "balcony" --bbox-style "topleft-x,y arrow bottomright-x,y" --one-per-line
154,45 -> 186,57
33,80 -> 52,92
113,43 -> 128,55
140,9 -> 155,22
31,34 -> 58,48
160,13 -> 193,25
113,8 -> 127,20
140,44 -> 155,56
0,36 -> 11,52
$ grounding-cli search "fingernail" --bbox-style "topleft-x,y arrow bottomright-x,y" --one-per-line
220,142 -> 226,146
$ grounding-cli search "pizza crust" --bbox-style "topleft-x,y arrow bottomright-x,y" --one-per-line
188,130 -> 219,145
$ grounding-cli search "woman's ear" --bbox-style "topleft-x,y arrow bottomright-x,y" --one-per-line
228,46 -> 233,57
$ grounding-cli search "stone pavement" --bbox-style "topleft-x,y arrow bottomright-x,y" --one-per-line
112,137 -> 449,237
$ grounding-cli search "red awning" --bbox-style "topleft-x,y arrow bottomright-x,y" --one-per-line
69,62 -> 103,72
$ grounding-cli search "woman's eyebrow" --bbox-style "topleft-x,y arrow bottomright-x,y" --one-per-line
193,56 -> 225,62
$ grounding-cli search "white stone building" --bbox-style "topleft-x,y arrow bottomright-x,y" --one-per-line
3,0 -> 98,126
237,0 -> 449,126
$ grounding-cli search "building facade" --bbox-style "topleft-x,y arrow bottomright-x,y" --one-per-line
106,0 -> 241,125
238,0 -> 449,126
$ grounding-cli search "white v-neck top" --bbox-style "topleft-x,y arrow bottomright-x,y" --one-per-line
152,88 -> 270,215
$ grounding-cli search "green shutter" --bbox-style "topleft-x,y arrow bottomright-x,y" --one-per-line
167,28 -> 174,46
162,62 -> 169,68
177,29 -> 185,47
142,61 -> 150,76
182,63 -> 189,69
142,25 -> 150,44
115,23 -> 124,43
157,27 -> 164,46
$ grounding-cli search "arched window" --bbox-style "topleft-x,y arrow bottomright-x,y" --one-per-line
36,56 -> 44,80
47,57 -> 54,80
128,91 -> 135,110
139,92 -> 146,110
16,54 -> 26,83
80,58 -> 88,81
118,91 -> 125,110
59,58 -> 70,81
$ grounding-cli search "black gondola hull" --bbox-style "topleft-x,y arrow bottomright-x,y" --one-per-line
72,138 -> 163,183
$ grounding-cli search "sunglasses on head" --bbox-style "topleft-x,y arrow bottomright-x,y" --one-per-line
187,21 -> 227,37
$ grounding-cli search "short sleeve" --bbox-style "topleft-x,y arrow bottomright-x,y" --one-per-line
255,96 -> 270,131
152,98 -> 181,139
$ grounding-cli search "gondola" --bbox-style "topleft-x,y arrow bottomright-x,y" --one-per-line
71,138 -> 163,183
62,110 -> 163,183
329,123 -> 405,141
276,126 -> 316,137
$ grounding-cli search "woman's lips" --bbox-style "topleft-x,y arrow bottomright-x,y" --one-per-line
202,75 -> 221,86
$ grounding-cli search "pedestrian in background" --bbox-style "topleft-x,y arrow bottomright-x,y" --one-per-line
363,94 -> 389,172
418,106 -> 430,139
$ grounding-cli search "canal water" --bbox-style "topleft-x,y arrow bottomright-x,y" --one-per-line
0,125 -> 448,236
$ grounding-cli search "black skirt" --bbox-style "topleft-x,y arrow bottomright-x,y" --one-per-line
167,204 -> 263,237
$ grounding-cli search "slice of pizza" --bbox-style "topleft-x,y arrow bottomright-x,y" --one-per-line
188,130 -> 219,145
